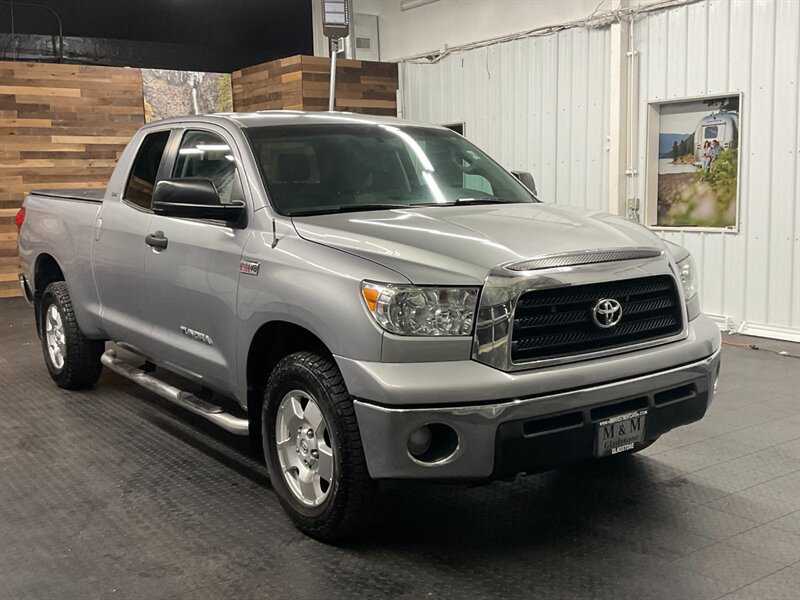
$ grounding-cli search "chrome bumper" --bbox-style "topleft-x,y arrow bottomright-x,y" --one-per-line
354,347 -> 720,479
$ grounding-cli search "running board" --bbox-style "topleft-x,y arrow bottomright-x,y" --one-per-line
101,349 -> 249,436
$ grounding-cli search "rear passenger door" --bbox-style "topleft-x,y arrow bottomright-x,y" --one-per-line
93,128 -> 172,353
144,127 -> 250,395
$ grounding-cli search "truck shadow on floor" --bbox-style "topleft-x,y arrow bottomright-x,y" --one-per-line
366,458 -> 673,550
96,367 -> 269,489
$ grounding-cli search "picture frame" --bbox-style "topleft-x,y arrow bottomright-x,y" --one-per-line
644,92 -> 743,232
142,69 -> 233,124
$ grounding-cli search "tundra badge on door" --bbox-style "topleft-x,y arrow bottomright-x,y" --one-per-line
180,326 -> 214,345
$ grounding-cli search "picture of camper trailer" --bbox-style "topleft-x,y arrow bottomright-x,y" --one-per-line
656,94 -> 740,228
694,111 -> 739,166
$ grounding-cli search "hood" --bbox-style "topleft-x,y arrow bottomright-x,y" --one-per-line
292,203 -> 667,285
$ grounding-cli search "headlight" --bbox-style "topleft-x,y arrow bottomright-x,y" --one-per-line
676,255 -> 698,300
361,281 -> 479,336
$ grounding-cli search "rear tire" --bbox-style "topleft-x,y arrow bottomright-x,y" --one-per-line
262,351 -> 377,543
40,282 -> 104,390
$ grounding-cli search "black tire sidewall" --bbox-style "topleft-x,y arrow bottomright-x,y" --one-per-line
39,282 -> 104,390
40,288 -> 67,380
262,357 -> 344,522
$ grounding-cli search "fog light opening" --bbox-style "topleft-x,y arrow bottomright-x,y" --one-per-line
407,425 -> 432,457
407,423 -> 459,464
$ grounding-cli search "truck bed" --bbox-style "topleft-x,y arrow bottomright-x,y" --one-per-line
31,189 -> 106,203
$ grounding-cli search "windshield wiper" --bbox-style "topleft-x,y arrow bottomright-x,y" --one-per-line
453,197 -> 506,204
420,197 -> 508,206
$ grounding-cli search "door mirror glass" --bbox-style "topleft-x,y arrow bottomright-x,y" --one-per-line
152,178 -> 245,223
511,171 -> 537,196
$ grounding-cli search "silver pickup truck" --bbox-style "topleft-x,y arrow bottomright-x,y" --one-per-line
17,112 -> 721,541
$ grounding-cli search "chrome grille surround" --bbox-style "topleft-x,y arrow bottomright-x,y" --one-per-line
472,249 -> 689,372
505,248 -> 664,272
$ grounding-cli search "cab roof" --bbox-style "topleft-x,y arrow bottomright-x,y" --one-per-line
145,110 -> 446,131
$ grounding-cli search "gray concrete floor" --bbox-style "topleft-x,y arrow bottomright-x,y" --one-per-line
1,296 -> 798,600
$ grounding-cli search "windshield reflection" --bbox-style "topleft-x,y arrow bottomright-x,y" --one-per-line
244,123 -> 536,216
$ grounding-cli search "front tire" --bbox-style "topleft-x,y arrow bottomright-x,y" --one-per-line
40,282 -> 104,390
262,351 -> 377,542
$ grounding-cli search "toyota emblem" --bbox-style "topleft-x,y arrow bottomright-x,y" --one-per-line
592,298 -> 623,329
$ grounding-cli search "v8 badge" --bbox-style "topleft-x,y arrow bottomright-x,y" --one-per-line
240,259 -> 260,276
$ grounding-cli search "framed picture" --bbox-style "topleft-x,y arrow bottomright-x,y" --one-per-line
644,93 -> 742,231
142,69 -> 233,123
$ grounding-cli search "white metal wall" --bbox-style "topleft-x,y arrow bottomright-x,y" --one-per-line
400,0 -> 800,339
634,0 -> 800,338
401,26 -> 612,212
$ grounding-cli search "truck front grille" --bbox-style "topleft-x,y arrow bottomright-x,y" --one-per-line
510,275 -> 683,363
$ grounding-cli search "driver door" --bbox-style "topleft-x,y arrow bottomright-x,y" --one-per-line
144,127 -> 250,395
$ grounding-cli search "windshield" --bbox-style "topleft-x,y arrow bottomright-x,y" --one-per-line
244,124 -> 537,216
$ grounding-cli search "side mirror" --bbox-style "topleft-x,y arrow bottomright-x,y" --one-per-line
511,171 -> 537,196
152,178 -> 245,224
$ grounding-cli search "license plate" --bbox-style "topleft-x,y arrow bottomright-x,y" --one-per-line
595,409 -> 648,457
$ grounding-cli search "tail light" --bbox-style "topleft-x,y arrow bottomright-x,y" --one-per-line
15,207 -> 26,232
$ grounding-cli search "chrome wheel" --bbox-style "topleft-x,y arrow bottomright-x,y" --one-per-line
44,304 -> 66,370
274,389 -> 335,507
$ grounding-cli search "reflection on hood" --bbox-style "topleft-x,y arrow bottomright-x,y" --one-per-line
292,203 -> 666,285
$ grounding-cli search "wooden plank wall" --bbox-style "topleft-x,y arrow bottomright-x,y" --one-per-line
0,55 -> 396,299
231,55 -> 305,112
0,61 -> 144,298
232,55 -> 397,116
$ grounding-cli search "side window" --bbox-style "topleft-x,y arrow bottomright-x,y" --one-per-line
172,130 -> 243,204
124,130 -> 170,209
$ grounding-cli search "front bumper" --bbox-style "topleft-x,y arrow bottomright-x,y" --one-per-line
349,314 -> 721,480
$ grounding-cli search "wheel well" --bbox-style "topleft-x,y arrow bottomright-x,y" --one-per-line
35,254 -> 65,293
33,254 -> 65,335
246,321 -> 329,447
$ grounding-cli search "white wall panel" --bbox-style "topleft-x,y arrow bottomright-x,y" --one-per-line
401,27 -> 611,211
400,0 -> 798,338
351,0 -> 661,62
635,0 -> 800,336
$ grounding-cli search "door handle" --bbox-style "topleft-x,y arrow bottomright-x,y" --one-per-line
145,231 -> 168,249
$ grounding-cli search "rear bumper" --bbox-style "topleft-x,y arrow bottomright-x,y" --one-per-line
352,344 -> 721,480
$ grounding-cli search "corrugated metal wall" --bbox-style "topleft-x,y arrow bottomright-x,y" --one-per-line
400,0 -> 800,339
634,0 -> 800,338
401,26 -> 612,212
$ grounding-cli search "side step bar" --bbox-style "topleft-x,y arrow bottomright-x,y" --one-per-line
101,349 -> 249,436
